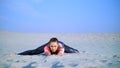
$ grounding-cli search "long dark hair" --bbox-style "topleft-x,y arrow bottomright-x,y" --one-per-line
49,37 -> 59,43
49,37 -> 59,54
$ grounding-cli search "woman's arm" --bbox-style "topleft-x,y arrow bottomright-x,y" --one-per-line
44,46 -> 51,56
57,48 -> 64,56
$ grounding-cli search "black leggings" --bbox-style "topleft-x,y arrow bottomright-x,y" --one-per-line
18,41 -> 79,55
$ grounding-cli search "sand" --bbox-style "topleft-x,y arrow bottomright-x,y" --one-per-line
0,31 -> 120,68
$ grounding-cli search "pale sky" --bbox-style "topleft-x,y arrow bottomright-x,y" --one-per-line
0,0 -> 120,33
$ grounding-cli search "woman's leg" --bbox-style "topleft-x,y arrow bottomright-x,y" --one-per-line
59,41 -> 79,53
18,50 -> 36,55
18,42 -> 49,55
34,42 -> 49,54
64,45 -> 79,53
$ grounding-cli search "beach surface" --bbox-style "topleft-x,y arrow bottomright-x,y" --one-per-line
0,31 -> 120,68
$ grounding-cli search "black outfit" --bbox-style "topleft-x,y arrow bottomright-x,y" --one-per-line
18,41 -> 79,55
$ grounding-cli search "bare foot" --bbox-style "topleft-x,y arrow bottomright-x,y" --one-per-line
9,53 -> 17,57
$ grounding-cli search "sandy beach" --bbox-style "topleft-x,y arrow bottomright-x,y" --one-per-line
0,31 -> 120,68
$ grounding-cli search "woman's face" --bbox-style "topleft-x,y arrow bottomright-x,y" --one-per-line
49,42 -> 58,52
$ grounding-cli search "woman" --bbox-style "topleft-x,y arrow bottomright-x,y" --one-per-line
18,37 -> 79,56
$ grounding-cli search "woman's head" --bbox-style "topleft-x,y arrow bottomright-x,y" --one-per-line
49,37 -> 59,52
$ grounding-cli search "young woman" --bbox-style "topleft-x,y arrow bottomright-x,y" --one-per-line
18,37 -> 79,56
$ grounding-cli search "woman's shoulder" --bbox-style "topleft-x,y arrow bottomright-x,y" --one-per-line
44,45 -> 50,50
58,43 -> 62,46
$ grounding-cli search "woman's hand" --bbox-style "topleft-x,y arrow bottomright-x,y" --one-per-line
45,52 -> 51,56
